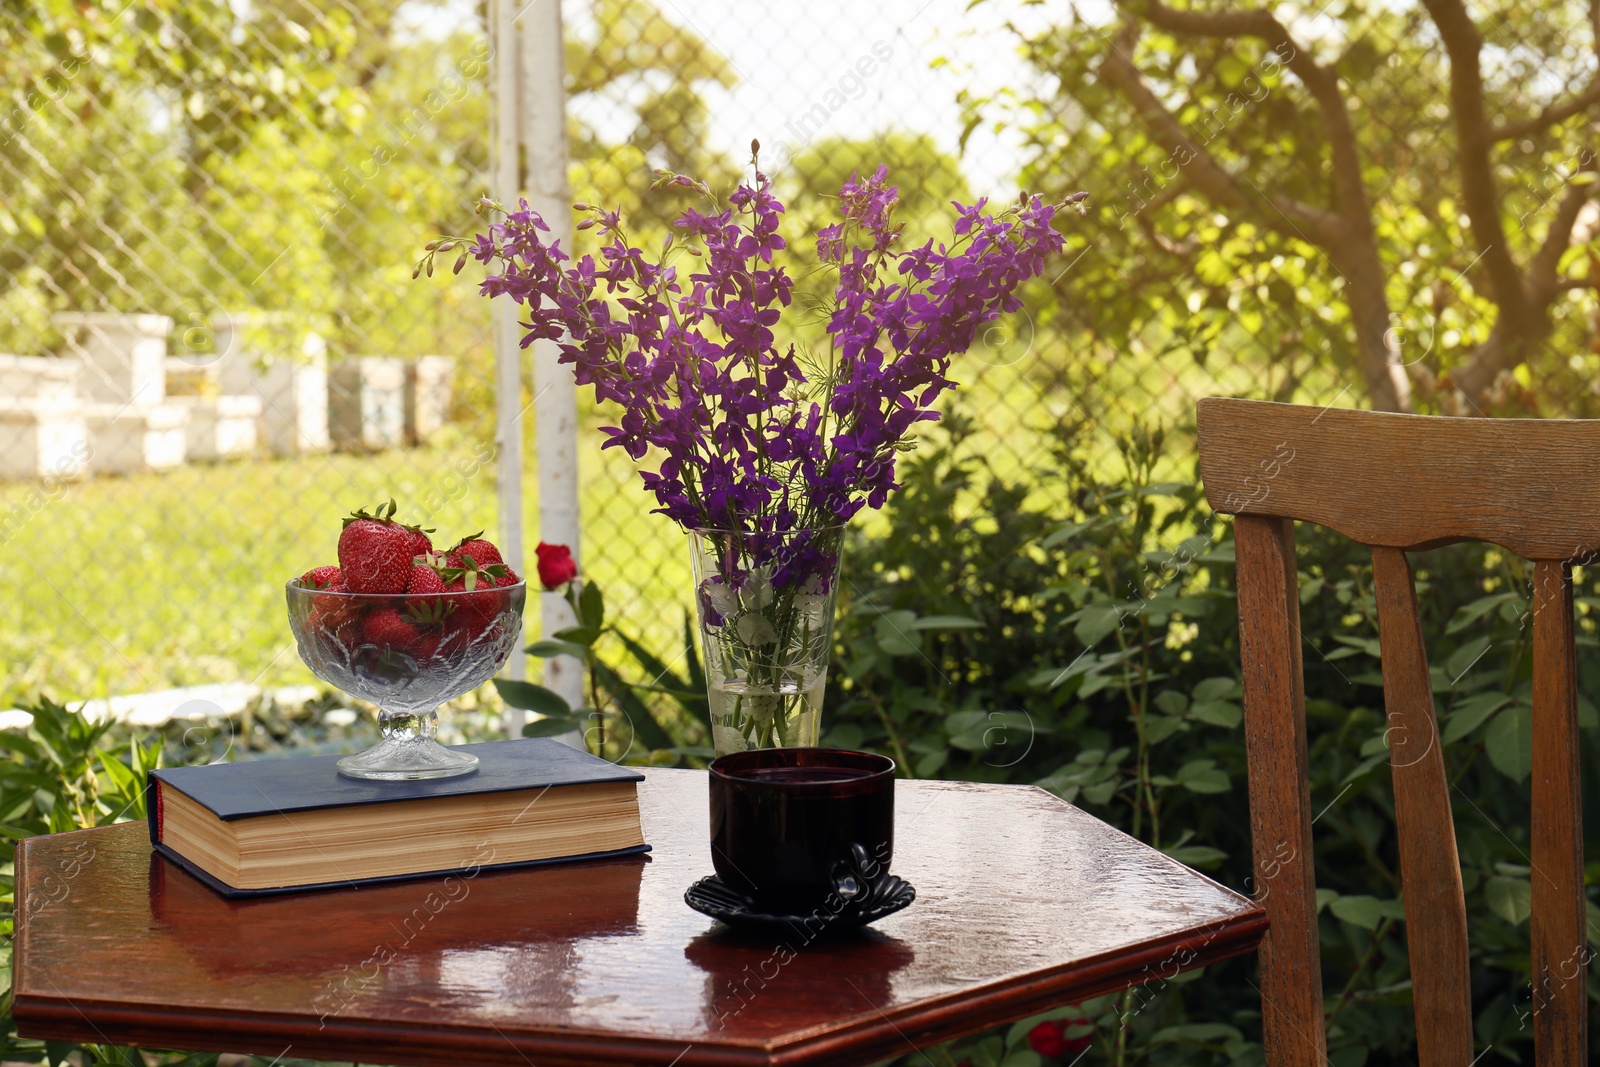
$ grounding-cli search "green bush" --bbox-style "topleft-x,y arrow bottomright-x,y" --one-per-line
824,411 -> 1600,1065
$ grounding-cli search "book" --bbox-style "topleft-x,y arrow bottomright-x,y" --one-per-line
146,738 -> 649,897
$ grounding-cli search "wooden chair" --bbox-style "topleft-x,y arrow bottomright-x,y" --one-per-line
1196,396 -> 1590,1066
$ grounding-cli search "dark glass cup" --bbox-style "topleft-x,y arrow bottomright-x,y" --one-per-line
708,748 -> 896,913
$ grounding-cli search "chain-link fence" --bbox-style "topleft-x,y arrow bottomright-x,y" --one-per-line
1,0 -> 500,705
5,0 -> 1595,709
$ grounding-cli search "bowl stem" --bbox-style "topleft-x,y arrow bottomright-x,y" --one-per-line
336,707 -> 480,781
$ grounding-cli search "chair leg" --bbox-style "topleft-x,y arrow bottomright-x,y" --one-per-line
1530,561 -> 1586,1066
1234,515 -> 1326,1066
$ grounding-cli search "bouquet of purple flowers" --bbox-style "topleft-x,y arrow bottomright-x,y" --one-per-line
424,144 -> 1080,752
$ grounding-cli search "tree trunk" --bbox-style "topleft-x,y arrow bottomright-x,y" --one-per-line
1339,251 -> 1413,413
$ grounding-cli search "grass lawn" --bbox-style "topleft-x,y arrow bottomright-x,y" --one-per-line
0,428 -> 691,707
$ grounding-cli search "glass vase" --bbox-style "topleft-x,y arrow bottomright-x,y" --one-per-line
690,525 -> 846,756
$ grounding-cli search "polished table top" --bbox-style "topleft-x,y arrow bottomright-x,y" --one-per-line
13,766 -> 1265,1066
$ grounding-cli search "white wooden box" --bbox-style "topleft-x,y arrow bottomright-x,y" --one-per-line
53,313 -> 172,404
404,356 -> 455,445
0,397 -> 90,482
172,395 -> 262,461
330,357 -> 405,452
213,326 -> 330,455
0,355 -> 82,402
83,403 -> 190,475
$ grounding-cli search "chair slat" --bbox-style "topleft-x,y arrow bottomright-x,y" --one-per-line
1197,396 -> 1600,560
1371,548 -> 1473,1066
1530,561 -> 1587,1066
1233,515 -> 1326,1066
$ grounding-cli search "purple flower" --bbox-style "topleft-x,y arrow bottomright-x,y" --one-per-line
437,165 -> 1075,546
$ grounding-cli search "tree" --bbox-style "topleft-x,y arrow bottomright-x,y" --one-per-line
980,0 -> 1600,413
565,0 -> 739,236
0,0 -> 738,378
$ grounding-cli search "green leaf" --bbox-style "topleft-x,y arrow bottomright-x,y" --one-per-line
609,618 -> 710,732
874,610 -> 922,656
1328,894 -> 1404,930
1192,677 -> 1241,702
525,638 -> 589,660
1444,635 -> 1490,681
1341,750 -> 1390,786
590,657 -> 675,752
1443,692 -> 1511,743
1154,690 -> 1188,715
1188,700 -> 1242,728
553,625 -> 602,645
1028,657 -> 1095,690
1145,714 -> 1187,744
1332,634 -> 1382,658
578,580 -> 605,630
522,715 -> 585,738
494,680 -> 572,717
1486,702 -> 1533,782
1151,1023 -> 1241,1045
909,613 -> 983,630
1073,603 -> 1123,646
1164,844 -> 1227,869
1446,592 -> 1521,634
1041,520 -> 1092,549
999,1051 -> 1042,1067
1486,876 -> 1531,926
1175,759 -> 1231,794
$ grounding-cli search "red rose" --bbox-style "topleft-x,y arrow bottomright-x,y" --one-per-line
534,542 -> 578,590
1028,1017 -> 1093,1059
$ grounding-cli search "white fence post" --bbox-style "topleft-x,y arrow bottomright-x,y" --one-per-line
520,0 -> 585,724
490,0 -> 528,731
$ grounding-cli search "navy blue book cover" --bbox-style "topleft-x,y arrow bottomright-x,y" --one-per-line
148,737 -> 643,823
145,738 -> 650,898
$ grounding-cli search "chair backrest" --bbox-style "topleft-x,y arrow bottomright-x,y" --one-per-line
1196,396 -> 1591,1067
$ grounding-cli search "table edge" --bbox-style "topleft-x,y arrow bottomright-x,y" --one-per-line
13,903 -> 1266,1067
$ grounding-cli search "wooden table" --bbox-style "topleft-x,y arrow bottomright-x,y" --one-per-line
13,767 -> 1266,1066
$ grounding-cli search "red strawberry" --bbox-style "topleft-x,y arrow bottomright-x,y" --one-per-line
495,566 -> 522,588
442,583 -> 497,642
436,552 -> 512,642
404,563 -> 447,609
362,607 -> 420,650
413,632 -> 443,661
404,525 -> 434,561
305,574 -> 359,643
405,568 -> 457,634
308,605 -> 359,650
339,500 -> 416,594
299,565 -> 342,589
448,532 -> 503,567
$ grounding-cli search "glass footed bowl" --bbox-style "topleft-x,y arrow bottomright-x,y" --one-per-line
286,579 -> 526,781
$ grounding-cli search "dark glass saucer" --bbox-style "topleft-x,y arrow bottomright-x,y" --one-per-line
684,872 -> 916,933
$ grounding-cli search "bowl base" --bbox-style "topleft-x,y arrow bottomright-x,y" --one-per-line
337,737 -> 480,781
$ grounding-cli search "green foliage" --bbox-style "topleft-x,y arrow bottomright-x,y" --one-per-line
508,576 -> 712,761
830,413 -> 1600,1065
973,1 -> 1600,414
